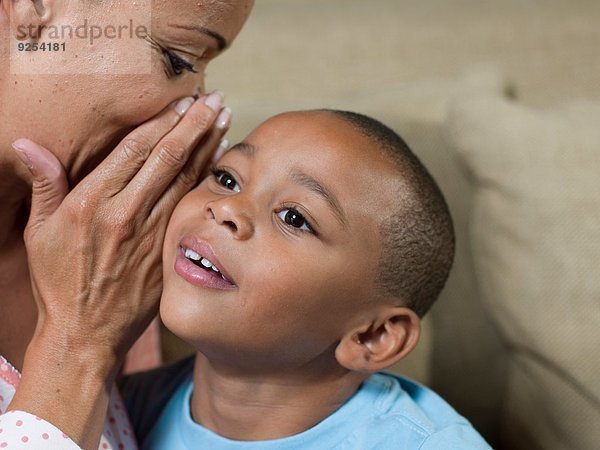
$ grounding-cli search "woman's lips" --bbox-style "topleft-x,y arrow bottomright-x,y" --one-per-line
174,240 -> 237,290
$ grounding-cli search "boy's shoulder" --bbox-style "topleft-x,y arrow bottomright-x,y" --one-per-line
353,372 -> 492,449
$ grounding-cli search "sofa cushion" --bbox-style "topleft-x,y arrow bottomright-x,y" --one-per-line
446,95 -> 600,450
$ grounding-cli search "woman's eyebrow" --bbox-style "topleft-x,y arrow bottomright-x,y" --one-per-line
168,24 -> 227,50
289,168 -> 348,229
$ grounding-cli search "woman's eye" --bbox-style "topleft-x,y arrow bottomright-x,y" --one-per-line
277,209 -> 313,233
163,49 -> 197,77
213,169 -> 240,192
144,35 -> 197,78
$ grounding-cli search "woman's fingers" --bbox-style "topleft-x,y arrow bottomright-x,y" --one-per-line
87,95 -> 198,195
211,137 -> 230,165
124,91 -> 225,212
11,139 -> 68,234
152,110 -> 231,218
170,107 -> 231,193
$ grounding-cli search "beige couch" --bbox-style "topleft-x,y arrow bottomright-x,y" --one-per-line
161,1 -> 600,448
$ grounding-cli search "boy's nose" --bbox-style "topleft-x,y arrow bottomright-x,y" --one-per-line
205,197 -> 254,240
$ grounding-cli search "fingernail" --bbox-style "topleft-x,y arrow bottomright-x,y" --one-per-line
175,96 -> 195,116
12,140 -> 34,170
204,90 -> 224,112
216,107 -> 232,129
212,139 -> 229,163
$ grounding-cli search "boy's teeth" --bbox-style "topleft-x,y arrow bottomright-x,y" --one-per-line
184,247 -> 221,274
185,248 -> 201,261
200,257 -> 220,273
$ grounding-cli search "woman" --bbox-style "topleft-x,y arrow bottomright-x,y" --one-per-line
0,0 -> 253,448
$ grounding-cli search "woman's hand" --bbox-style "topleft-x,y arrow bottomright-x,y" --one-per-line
8,92 -> 230,449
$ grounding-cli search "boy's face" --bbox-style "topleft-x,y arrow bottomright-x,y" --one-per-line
161,111 -> 402,372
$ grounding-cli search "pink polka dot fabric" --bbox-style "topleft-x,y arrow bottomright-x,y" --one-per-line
0,355 -> 138,450
0,410 -> 80,449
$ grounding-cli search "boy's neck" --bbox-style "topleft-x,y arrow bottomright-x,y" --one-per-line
190,352 -> 367,441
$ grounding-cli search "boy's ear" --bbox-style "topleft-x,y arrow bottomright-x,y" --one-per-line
335,306 -> 421,373
6,0 -> 56,40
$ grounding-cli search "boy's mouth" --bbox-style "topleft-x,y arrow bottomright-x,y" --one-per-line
183,247 -> 231,282
184,248 -> 226,280
174,237 -> 237,290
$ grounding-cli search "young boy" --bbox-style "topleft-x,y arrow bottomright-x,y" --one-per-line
121,109 -> 491,449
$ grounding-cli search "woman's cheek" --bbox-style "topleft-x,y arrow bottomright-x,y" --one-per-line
104,76 -> 177,126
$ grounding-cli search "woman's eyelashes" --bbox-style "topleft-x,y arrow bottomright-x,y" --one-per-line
163,48 -> 197,77
210,167 -> 316,235
145,35 -> 197,78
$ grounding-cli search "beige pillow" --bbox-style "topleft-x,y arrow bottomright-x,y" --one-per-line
446,95 -> 600,450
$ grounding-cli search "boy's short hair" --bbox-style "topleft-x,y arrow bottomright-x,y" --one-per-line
321,110 -> 455,317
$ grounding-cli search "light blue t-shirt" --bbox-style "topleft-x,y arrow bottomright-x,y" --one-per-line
143,372 -> 491,450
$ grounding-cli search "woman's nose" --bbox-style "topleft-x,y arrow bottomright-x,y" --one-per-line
206,197 -> 254,240
193,73 -> 206,97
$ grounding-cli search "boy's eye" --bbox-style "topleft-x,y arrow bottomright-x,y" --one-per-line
277,209 -> 313,233
163,49 -> 197,77
213,169 -> 240,192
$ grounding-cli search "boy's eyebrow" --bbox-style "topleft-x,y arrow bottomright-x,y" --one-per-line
227,143 -> 348,227
227,142 -> 256,157
289,168 -> 348,228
